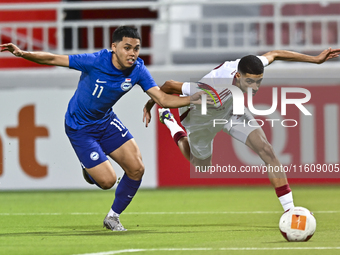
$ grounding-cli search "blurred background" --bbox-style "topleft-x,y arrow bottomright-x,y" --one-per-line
1,0 -> 340,190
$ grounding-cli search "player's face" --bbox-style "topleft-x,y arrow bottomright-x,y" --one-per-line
111,37 -> 140,70
237,72 -> 263,96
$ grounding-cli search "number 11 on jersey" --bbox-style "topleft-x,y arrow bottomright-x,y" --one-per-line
92,84 -> 104,98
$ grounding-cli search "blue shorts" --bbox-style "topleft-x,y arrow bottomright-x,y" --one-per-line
65,112 -> 133,169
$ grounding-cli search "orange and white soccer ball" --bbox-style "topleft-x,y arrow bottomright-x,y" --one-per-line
279,207 -> 316,242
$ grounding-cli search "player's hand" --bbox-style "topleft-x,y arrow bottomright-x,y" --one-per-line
143,106 -> 151,127
190,91 -> 216,105
143,99 -> 155,127
315,48 -> 340,64
0,43 -> 24,57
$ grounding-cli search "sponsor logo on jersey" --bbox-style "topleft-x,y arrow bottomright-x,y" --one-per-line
121,78 -> 132,91
90,152 -> 99,161
96,79 -> 107,83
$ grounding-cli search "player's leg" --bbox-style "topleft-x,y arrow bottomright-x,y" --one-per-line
191,155 -> 212,167
84,161 -> 117,189
245,128 -> 287,186
65,123 -> 117,190
159,108 -> 216,166
99,114 -> 143,231
110,139 -> 144,204
178,136 -> 190,161
159,108 -> 190,160
101,139 -> 143,231
223,110 -> 294,211
245,128 -> 294,211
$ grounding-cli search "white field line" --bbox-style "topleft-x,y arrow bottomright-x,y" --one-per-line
74,247 -> 340,255
0,210 -> 339,216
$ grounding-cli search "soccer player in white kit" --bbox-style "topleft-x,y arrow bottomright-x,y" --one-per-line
143,48 -> 340,212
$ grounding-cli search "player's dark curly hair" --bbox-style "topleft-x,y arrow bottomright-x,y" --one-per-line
112,26 -> 141,43
238,55 -> 264,75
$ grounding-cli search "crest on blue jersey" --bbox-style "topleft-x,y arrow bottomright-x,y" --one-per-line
121,78 -> 132,91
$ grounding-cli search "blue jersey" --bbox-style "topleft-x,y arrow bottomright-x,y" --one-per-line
65,49 -> 157,129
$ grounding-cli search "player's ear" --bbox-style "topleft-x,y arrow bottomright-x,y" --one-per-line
111,43 -> 116,52
235,72 -> 241,79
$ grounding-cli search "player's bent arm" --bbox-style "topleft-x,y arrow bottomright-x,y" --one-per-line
146,86 -> 190,108
161,80 -> 184,94
262,48 -> 340,65
143,83 -> 203,127
146,80 -> 184,103
144,80 -> 184,109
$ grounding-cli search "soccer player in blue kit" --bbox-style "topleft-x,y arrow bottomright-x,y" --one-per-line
0,26 -> 199,231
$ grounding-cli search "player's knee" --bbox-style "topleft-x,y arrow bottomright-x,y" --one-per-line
258,140 -> 276,160
128,162 -> 145,180
99,175 -> 117,190
135,163 -> 145,179
100,180 -> 116,190
192,156 -> 211,167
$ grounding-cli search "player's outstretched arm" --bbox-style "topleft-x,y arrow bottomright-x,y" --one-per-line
0,43 -> 69,67
262,48 -> 340,65
143,80 -> 184,127
145,80 -> 184,108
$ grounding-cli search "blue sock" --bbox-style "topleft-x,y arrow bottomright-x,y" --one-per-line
111,174 -> 141,214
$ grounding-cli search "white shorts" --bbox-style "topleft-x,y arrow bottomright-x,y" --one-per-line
179,106 -> 260,160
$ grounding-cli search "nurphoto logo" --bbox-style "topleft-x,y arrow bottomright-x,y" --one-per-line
199,85 -> 311,128
201,86 -> 311,116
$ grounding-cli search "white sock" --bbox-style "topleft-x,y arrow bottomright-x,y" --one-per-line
278,192 -> 295,211
164,118 -> 184,138
108,208 -> 120,218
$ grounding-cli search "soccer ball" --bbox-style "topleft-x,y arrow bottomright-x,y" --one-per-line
279,206 -> 316,242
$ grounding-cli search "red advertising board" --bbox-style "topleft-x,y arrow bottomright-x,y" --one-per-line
0,0 -> 59,69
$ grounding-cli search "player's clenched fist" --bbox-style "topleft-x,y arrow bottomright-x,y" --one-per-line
0,43 -> 23,57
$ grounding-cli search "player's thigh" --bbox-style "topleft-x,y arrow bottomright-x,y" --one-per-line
186,126 -> 218,161
246,128 -> 286,182
100,113 -> 134,156
223,108 -> 261,145
65,124 -> 117,188
245,128 -> 268,151
98,113 -> 143,179
245,127 -> 276,159
86,160 -> 117,189
108,138 -> 144,181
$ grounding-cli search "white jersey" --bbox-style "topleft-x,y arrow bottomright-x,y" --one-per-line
178,56 -> 269,159
180,56 -> 269,128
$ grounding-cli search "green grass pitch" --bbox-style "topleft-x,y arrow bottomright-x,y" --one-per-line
0,185 -> 339,255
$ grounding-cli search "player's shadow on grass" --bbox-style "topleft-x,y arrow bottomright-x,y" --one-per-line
53,225 -> 159,235
264,240 -> 311,244
0,229 -> 155,237
0,224 -> 277,237
152,223 -> 276,229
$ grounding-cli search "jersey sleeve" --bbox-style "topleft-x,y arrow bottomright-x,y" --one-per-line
182,82 -> 201,96
68,52 -> 97,73
257,56 -> 269,67
137,65 -> 158,92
